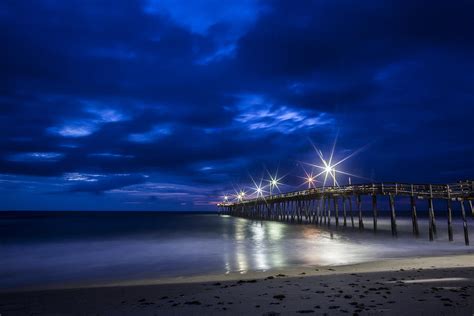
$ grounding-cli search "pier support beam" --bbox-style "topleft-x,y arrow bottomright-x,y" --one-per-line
327,197 -> 332,226
349,196 -> 355,228
334,196 -> 339,227
342,196 -> 347,227
307,199 -> 311,223
323,197 -> 327,225
357,195 -> 364,230
318,197 -> 324,225
287,201 -> 290,222
291,201 -> 295,223
372,194 -> 378,232
460,199 -> 470,246
299,199 -> 304,224
282,201 -> 286,222
300,199 -> 304,224
296,200 -> 300,224
428,185 -> 437,241
312,199 -> 317,224
314,199 -> 319,224
446,185 -> 453,242
389,193 -> 398,237
410,185 -> 419,237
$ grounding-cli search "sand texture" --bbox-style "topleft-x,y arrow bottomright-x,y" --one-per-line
1,254 -> 473,315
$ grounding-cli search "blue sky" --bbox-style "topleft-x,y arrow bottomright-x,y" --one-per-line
1,0 -> 473,210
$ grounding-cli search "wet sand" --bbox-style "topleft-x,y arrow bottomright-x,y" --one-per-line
1,254 -> 473,315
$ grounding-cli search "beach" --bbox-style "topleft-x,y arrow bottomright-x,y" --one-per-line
1,254 -> 474,315
1,212 -> 474,315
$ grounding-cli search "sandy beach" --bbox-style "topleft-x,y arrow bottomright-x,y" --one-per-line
1,254 -> 473,315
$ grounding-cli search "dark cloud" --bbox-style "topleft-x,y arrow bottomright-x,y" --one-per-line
67,174 -> 148,194
0,0 -> 473,210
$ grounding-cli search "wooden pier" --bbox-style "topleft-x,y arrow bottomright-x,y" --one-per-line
218,181 -> 474,245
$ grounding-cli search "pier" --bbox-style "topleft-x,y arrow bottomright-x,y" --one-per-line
218,181 -> 474,245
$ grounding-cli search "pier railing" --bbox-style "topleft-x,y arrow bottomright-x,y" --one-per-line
218,180 -> 474,245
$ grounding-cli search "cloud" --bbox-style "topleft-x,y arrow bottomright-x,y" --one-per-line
233,94 -> 334,134
7,152 -> 64,162
67,173 -> 148,194
48,120 -> 99,138
88,153 -> 134,159
127,125 -> 172,143
109,181 -> 216,205
144,0 -> 262,36
64,173 -> 104,182
47,102 -> 129,138
195,43 -> 236,65
85,105 -> 130,123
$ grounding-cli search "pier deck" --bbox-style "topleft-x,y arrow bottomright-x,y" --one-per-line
218,181 -> 474,245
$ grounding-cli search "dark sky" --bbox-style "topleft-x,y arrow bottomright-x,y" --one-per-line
1,0 -> 473,211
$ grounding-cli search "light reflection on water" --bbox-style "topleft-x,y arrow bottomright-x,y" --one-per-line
0,212 -> 473,291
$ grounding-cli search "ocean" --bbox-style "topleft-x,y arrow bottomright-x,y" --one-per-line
1,211 -> 473,292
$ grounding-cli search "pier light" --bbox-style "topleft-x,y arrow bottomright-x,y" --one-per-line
300,168 -> 318,189
255,186 -> 263,197
224,195 -> 228,201
304,136 -> 372,188
304,175 -> 316,189
267,172 -> 284,195
236,191 -> 246,201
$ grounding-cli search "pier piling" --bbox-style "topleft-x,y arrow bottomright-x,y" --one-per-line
342,196 -> 347,227
372,193 -> 378,232
389,193 -> 397,237
357,195 -> 364,230
446,185 -> 453,242
410,185 -> 419,237
460,199 -> 470,245
327,197 -> 332,226
349,196 -> 355,228
428,185 -> 437,241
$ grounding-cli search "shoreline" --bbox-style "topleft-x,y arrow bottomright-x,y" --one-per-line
2,252 -> 474,294
1,254 -> 473,315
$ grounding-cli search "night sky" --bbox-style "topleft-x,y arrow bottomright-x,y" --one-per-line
1,0 -> 473,211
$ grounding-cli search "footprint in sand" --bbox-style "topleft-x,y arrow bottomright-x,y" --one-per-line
273,294 -> 286,300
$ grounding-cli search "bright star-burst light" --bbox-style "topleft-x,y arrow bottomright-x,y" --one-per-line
299,168 -> 317,189
266,168 -> 285,195
306,175 -> 315,187
305,135 -> 371,188
235,190 -> 246,201
249,174 -> 267,198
